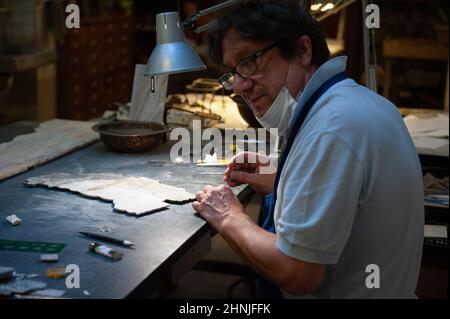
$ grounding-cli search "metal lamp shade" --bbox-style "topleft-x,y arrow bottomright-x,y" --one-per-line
145,12 -> 206,76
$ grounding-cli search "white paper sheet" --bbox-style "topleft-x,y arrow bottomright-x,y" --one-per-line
25,173 -> 195,216
129,64 -> 168,123
404,114 -> 449,137
412,137 -> 449,150
424,225 -> 448,238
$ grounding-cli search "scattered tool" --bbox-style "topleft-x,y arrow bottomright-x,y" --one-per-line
99,225 -> 113,233
0,279 -> 47,296
0,266 -> 14,282
196,153 -> 230,167
89,242 -> 123,260
196,162 -> 229,167
46,268 -> 67,279
0,239 -> 65,253
6,215 -> 21,226
40,254 -> 59,263
79,232 -> 134,248
30,288 -> 66,298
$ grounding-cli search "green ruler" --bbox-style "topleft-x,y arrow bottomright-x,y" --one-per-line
0,239 -> 66,253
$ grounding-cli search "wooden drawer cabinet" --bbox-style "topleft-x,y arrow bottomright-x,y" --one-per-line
58,15 -> 134,120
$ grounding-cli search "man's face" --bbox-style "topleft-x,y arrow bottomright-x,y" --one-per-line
221,30 -> 291,118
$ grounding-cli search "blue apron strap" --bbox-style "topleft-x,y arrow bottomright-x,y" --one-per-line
263,72 -> 349,234
261,193 -> 276,233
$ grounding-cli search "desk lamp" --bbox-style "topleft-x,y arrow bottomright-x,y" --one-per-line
145,0 -> 240,81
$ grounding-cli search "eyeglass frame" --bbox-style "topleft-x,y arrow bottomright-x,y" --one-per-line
218,42 -> 278,91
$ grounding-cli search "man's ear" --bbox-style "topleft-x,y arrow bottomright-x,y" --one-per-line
297,35 -> 313,67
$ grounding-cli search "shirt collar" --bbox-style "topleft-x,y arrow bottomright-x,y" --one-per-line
289,56 -> 348,128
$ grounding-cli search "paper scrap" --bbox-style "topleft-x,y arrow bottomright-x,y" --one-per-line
6,214 -> 21,226
30,288 -> 66,298
99,225 -> 113,233
0,266 -> 14,282
412,137 -> 448,150
40,254 -> 59,263
404,114 -> 449,137
0,279 -> 47,295
424,224 -> 448,238
424,194 -> 449,208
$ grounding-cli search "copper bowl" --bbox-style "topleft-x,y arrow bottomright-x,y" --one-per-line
92,121 -> 167,153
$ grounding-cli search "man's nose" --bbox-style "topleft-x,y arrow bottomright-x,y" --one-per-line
232,74 -> 252,95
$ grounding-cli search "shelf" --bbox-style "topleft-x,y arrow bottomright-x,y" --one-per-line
0,48 -> 57,74
383,38 -> 449,61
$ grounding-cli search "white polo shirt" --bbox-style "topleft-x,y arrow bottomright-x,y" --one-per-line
275,56 -> 424,298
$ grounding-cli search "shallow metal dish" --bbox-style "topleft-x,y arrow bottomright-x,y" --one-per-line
92,121 -> 167,153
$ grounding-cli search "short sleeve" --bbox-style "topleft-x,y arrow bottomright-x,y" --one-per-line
275,132 -> 363,264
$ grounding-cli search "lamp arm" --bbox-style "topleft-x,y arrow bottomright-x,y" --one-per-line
183,0 -> 241,32
315,0 -> 357,22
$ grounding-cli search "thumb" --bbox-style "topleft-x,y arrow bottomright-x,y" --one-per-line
192,201 -> 202,212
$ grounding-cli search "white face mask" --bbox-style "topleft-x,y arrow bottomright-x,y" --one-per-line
256,63 -> 297,136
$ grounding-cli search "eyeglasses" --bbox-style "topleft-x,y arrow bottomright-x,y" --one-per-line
218,43 -> 277,91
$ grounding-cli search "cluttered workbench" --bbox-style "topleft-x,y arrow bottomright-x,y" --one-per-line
0,120 -> 252,298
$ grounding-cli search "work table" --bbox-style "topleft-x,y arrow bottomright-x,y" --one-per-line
0,131 -> 251,298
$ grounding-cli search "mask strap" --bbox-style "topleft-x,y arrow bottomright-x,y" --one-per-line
284,61 -> 292,88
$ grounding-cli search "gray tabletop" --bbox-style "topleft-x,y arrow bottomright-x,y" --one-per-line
0,139 -> 249,298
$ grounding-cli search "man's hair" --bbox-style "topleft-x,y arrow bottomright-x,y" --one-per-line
208,0 -> 330,67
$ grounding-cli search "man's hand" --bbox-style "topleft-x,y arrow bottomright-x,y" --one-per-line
192,185 -> 245,232
192,185 -> 326,296
224,151 -> 277,194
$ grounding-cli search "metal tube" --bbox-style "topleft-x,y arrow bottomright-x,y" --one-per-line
316,0 -> 357,22
198,0 -> 239,16
362,0 -> 377,92
183,0 -> 242,32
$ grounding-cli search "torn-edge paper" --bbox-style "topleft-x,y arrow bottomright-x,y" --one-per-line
25,173 -> 195,216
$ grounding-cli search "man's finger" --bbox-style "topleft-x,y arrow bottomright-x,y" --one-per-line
196,191 -> 205,201
203,185 -> 214,192
230,170 -> 256,185
229,180 -> 243,187
230,151 -> 259,165
192,201 -> 202,212
223,175 -> 228,183
223,167 -> 231,181
228,162 -> 258,174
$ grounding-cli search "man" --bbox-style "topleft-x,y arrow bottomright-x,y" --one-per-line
192,0 -> 424,298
